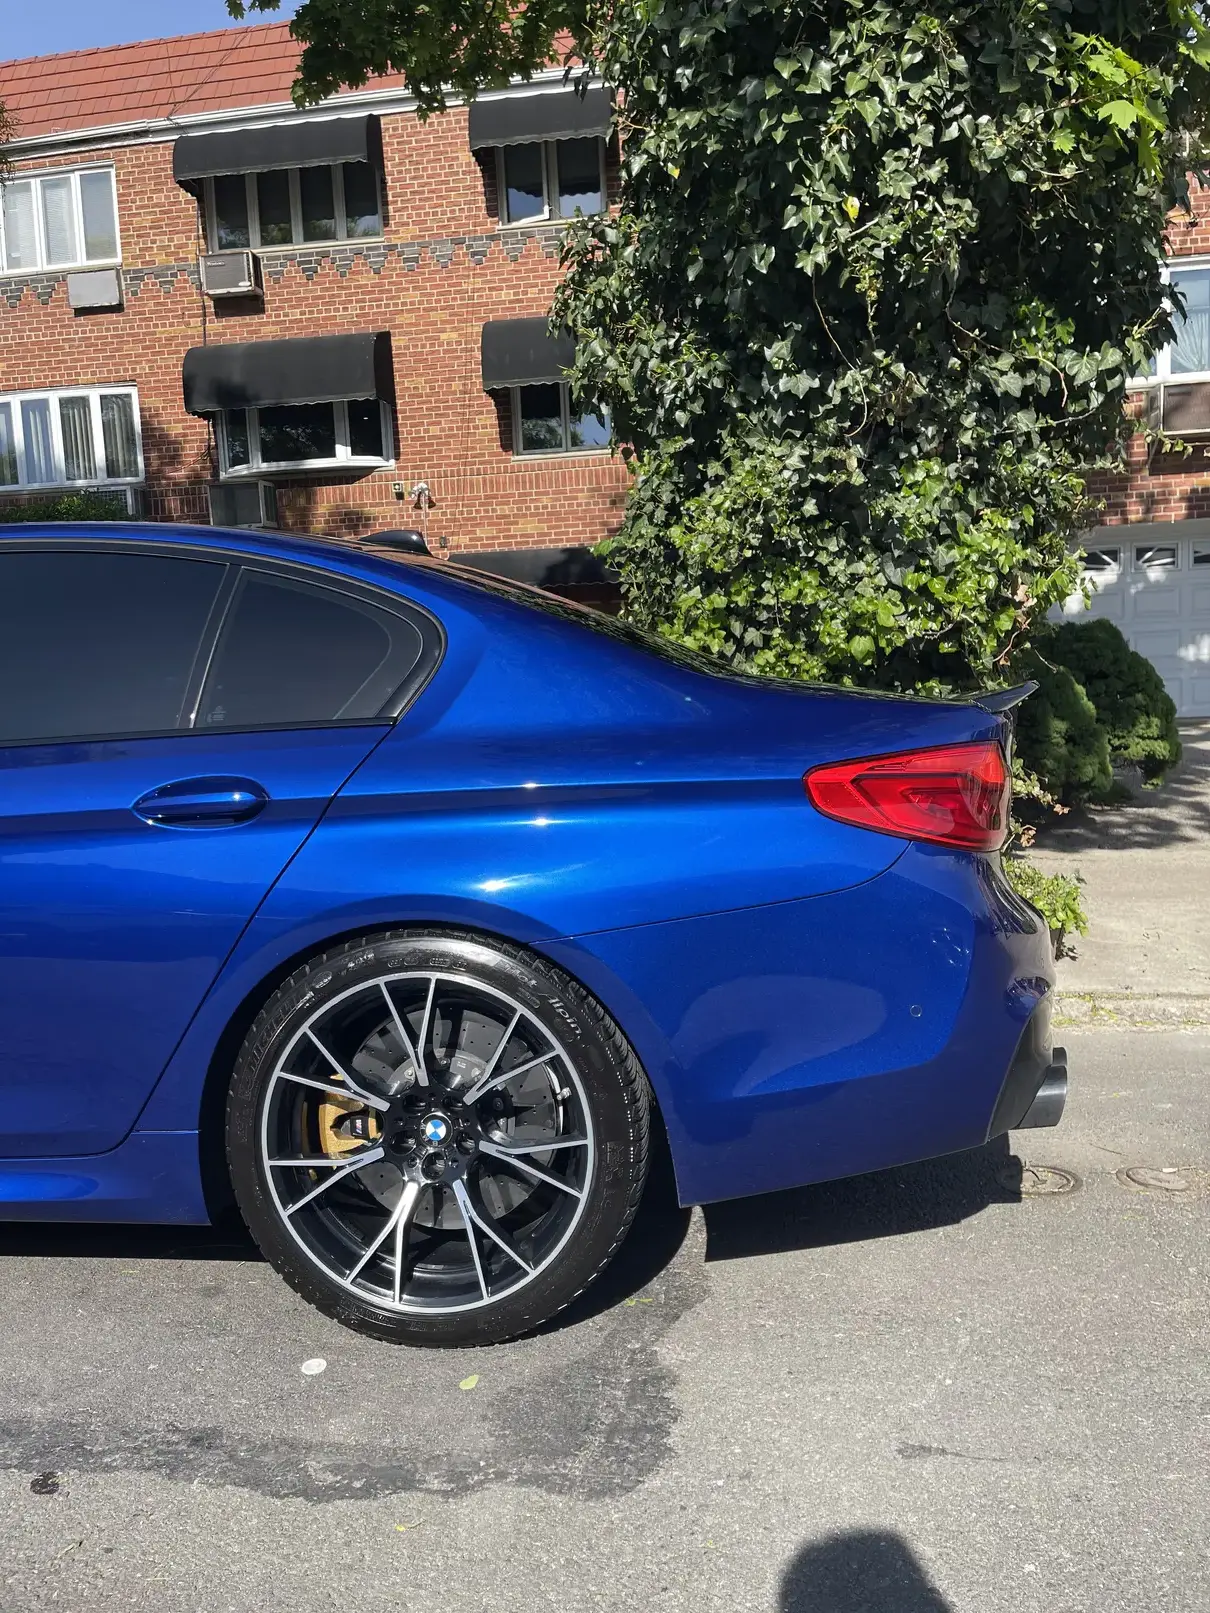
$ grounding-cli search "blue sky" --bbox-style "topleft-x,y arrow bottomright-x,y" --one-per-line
6,1 -> 300,60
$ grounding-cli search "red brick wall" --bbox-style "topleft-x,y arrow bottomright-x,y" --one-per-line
1090,181 -> 1210,528
0,105 -> 631,551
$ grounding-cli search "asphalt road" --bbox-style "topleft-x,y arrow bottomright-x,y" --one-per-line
0,1028 -> 1206,1613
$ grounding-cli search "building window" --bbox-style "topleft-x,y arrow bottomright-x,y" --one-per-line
1142,260 -> 1210,382
497,140 -> 606,226
511,384 -> 610,454
0,386 -> 141,489
0,168 -> 120,275
218,399 -> 393,476
205,163 -> 383,252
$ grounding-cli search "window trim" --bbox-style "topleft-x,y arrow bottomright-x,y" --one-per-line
0,542 -> 447,747
1132,255 -> 1210,388
204,163 -> 385,254
1133,543 -> 1180,572
217,398 -> 395,478
495,138 -> 608,229
510,382 -> 611,457
0,164 -> 121,278
0,384 -> 143,491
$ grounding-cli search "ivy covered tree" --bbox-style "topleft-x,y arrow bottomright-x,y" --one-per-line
236,0 -> 1208,701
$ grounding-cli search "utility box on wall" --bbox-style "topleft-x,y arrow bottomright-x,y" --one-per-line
66,269 -> 124,311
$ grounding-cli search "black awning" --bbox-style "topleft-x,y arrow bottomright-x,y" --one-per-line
183,331 -> 394,415
481,318 -> 575,389
468,86 -> 611,150
173,115 -> 381,185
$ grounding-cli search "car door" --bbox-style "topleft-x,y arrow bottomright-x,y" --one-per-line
0,541 -> 435,1158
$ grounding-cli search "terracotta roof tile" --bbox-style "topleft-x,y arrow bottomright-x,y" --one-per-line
0,22 -> 406,141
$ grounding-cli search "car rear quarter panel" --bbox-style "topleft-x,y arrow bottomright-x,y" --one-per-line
547,846 -> 1054,1205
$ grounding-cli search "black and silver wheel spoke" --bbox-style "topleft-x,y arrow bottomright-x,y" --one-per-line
478,1139 -> 586,1198
260,969 -> 594,1314
279,1146 -> 387,1215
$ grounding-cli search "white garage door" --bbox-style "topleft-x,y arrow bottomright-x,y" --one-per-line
1054,522 -> 1210,717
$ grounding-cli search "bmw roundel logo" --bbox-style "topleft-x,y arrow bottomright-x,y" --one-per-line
422,1114 -> 450,1145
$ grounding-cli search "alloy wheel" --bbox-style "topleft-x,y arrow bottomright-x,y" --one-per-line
259,971 -> 595,1314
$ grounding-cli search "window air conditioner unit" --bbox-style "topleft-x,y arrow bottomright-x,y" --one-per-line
200,250 -> 263,299
208,480 -> 277,529
1149,381 -> 1210,438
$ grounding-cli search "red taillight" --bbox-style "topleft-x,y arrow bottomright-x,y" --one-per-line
804,740 -> 1010,851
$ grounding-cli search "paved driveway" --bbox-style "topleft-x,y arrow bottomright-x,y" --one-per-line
0,1028 -> 1206,1612
1032,722 -> 1210,1020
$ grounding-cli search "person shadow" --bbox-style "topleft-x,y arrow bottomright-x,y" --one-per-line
780,1530 -> 956,1611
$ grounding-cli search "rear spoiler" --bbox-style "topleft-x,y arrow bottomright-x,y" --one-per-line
972,681 -> 1037,714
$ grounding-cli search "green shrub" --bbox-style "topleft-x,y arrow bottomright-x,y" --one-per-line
1040,618 -> 1181,780
1013,653 -> 1113,804
0,490 -> 132,524
1004,860 -> 1088,956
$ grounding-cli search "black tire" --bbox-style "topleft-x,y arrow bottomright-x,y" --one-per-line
226,928 -> 651,1346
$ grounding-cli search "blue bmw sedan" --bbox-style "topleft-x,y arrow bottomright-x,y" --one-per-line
0,523 -> 1065,1345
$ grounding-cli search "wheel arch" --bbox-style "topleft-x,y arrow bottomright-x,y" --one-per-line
196,918 -> 676,1224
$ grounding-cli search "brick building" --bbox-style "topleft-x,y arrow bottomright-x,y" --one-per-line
0,22 -> 629,571
1051,201 -> 1210,717
1,23 -> 1208,708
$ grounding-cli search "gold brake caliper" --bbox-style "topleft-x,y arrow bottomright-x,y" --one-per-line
317,1078 -> 382,1158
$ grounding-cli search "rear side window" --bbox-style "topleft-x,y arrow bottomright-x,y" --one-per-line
195,570 -> 424,729
0,550 -> 227,744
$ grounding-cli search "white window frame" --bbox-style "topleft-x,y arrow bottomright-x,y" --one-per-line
204,163 -> 384,254
495,139 -> 608,227
510,383 -> 610,457
1132,255 -> 1210,387
217,399 -> 395,478
0,165 -> 121,277
0,385 -> 143,490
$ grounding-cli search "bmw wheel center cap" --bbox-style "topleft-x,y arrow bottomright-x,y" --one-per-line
422,1114 -> 451,1146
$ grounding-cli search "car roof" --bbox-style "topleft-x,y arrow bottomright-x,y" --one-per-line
0,518 -> 501,605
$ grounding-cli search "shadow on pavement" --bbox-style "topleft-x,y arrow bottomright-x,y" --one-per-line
0,1135 -> 1020,1296
1031,719 -> 1210,854
0,1216 -> 261,1262
704,1138 -> 1020,1263
780,1530 -> 955,1611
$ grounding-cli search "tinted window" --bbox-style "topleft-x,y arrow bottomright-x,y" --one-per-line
196,571 -> 423,729
0,550 -> 226,744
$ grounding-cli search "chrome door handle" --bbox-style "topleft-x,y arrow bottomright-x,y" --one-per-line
132,776 -> 269,828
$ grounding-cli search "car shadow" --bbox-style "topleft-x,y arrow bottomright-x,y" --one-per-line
0,1216 -> 261,1263
0,1137 -> 1022,1317
704,1137 -> 1021,1263
542,1135 -> 1021,1333
779,1529 -> 956,1611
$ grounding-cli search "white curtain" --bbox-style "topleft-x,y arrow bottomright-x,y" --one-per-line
1,183 -> 38,271
21,399 -> 54,484
59,397 -> 96,482
40,176 -> 77,268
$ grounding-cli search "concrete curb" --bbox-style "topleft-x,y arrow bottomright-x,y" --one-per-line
1055,991 -> 1210,1030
